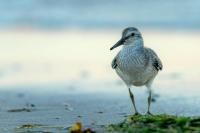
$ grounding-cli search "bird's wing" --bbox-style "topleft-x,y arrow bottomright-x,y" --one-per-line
111,56 -> 118,69
111,52 -> 120,69
145,48 -> 163,71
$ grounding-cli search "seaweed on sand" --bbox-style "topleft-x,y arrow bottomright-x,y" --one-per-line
107,114 -> 200,133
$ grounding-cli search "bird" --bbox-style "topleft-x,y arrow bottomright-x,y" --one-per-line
110,27 -> 163,115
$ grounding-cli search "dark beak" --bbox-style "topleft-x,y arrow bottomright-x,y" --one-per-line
110,38 -> 124,50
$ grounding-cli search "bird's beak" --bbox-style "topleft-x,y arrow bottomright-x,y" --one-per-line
110,38 -> 124,50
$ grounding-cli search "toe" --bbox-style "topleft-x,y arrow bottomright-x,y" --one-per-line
146,111 -> 153,116
134,112 -> 141,116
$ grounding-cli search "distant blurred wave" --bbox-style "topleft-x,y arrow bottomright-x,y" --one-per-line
0,0 -> 199,30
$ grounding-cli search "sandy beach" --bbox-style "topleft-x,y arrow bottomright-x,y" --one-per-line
1,84 -> 200,132
0,30 -> 200,132
0,0 -> 199,132
0,29 -> 200,86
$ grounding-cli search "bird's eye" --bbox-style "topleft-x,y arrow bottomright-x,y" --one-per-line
131,33 -> 135,36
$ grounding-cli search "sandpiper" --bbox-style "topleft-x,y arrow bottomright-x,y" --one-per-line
110,27 -> 163,115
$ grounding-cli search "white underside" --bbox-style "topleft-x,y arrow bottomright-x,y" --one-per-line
115,67 -> 157,88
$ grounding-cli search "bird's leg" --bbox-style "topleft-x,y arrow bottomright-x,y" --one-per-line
146,89 -> 153,115
128,88 -> 140,115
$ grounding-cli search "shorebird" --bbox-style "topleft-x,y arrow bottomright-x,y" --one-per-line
110,27 -> 163,115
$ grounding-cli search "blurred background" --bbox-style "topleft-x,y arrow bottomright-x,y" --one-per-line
1,0 -> 200,131
0,0 -> 199,93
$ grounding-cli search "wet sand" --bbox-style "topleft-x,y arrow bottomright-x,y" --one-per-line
0,83 -> 200,132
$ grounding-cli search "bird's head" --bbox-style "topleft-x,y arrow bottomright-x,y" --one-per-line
110,27 -> 142,50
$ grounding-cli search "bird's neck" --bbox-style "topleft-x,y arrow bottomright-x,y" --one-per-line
123,38 -> 144,49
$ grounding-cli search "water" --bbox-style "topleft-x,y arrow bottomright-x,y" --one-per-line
0,0 -> 199,30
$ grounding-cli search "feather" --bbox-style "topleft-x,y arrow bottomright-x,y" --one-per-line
144,47 -> 163,71
111,58 -> 117,69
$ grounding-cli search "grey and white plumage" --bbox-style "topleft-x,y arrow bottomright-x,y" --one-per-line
110,27 -> 163,115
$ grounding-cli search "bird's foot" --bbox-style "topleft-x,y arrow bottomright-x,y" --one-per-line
145,111 -> 153,116
133,112 -> 141,116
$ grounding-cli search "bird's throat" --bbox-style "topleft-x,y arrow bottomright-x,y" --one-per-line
123,39 -> 144,50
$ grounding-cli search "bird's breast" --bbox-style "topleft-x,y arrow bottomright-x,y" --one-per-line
117,49 -> 145,72
115,47 -> 153,86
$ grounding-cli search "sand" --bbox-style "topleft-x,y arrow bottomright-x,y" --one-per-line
0,84 -> 200,133
0,30 -> 200,132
